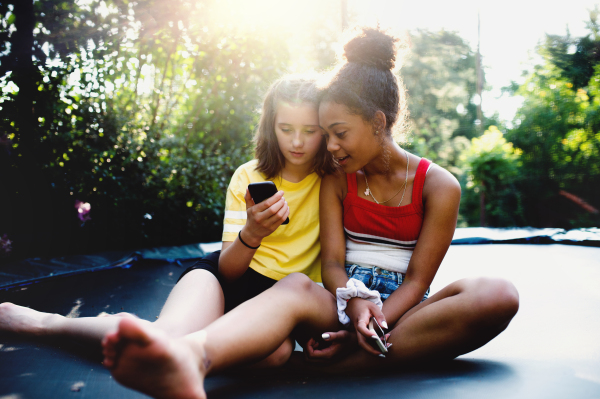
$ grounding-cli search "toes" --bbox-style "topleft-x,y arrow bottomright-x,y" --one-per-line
117,318 -> 153,346
102,336 -> 117,356
102,345 -> 116,368
102,318 -> 155,370
102,331 -> 121,368
103,330 -> 120,349
102,354 -> 115,368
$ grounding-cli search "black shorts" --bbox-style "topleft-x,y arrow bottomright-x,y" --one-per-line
178,250 -> 277,313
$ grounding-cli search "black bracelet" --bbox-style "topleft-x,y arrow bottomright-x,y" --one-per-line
238,230 -> 260,250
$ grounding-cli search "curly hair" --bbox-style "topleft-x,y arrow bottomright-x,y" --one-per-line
319,26 -> 410,139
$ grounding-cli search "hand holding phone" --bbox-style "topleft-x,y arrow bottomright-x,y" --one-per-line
346,297 -> 389,356
368,317 -> 388,354
248,182 -> 289,225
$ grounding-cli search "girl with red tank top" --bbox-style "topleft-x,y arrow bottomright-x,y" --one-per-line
338,158 -> 434,306
343,158 -> 432,274
311,26 -> 519,365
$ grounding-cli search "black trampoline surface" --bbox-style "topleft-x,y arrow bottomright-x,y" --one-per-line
1,244 -> 599,399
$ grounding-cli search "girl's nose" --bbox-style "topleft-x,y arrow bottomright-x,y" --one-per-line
326,136 -> 339,153
292,132 -> 303,148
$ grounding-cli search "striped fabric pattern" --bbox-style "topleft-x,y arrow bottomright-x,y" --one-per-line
343,158 -> 432,260
344,227 -> 418,250
223,210 -> 246,234
220,159 -> 323,282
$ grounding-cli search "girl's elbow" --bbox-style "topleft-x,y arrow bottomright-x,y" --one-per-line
321,260 -> 344,275
217,263 -> 239,282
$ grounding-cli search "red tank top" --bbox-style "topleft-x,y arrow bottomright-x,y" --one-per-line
343,158 -> 432,250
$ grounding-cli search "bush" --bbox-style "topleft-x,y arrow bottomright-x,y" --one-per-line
0,0 -> 288,261
459,127 -> 525,227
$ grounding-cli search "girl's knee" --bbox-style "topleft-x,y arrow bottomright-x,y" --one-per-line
467,278 -> 519,324
276,273 -> 316,293
259,339 -> 294,368
485,278 -> 519,315
272,274 -> 335,314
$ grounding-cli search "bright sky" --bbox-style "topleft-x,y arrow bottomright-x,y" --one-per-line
49,0 -> 600,124
353,0 -> 600,123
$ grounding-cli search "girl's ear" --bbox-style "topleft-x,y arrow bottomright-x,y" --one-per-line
373,110 -> 387,134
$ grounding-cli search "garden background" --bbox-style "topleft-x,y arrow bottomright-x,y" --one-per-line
1,0 -> 599,263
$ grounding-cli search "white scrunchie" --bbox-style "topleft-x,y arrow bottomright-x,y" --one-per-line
336,278 -> 383,325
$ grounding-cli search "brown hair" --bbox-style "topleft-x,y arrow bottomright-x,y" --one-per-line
318,26 -> 409,139
254,74 -> 337,179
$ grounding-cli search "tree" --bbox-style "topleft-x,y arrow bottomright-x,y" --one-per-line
0,0 -> 289,260
402,29 -> 499,175
505,14 -> 600,227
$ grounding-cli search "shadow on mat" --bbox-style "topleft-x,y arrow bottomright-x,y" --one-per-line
0,333 -> 519,399
0,331 -> 104,363
207,357 -> 517,399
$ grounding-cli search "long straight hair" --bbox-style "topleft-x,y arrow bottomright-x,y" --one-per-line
254,74 -> 337,179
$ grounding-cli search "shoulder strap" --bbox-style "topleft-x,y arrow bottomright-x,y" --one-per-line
346,172 -> 358,195
412,158 -> 432,211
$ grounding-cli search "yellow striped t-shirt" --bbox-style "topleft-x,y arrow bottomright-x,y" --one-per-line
222,159 -> 322,282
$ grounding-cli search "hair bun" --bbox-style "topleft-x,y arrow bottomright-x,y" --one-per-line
343,27 -> 399,71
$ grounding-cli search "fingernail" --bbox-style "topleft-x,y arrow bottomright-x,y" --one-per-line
322,333 -> 330,340
387,343 -> 393,348
371,335 -> 378,339
378,354 -> 386,358
382,321 -> 388,329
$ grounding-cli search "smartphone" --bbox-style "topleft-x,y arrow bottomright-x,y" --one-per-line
247,182 -> 289,225
368,317 -> 388,354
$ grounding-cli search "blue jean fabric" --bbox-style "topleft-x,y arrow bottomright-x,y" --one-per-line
345,264 -> 430,302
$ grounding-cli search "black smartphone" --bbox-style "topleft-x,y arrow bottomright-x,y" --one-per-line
247,182 -> 289,225
368,317 -> 388,354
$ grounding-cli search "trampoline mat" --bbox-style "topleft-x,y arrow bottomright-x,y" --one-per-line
1,244 -> 600,398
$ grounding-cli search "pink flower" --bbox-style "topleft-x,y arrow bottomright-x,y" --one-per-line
0,134 -> 12,154
75,200 -> 92,222
0,234 -> 12,257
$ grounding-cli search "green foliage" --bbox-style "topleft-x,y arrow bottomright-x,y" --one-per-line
459,127 -> 525,226
505,18 -> 600,227
541,10 -> 600,91
402,30 -> 493,175
4,1 -> 598,260
0,0 -> 289,259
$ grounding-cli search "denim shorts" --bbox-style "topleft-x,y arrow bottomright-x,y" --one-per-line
345,264 -> 430,302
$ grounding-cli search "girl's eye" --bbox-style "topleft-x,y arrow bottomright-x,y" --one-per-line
335,131 -> 346,138
306,130 -> 316,134
281,128 -> 291,132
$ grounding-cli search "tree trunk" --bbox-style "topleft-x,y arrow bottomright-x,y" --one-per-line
12,0 -> 37,155
480,182 -> 486,227
341,0 -> 348,31
476,11 -> 484,133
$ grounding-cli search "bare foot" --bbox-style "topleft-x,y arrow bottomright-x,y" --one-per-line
0,302 -> 58,336
102,317 -> 207,399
